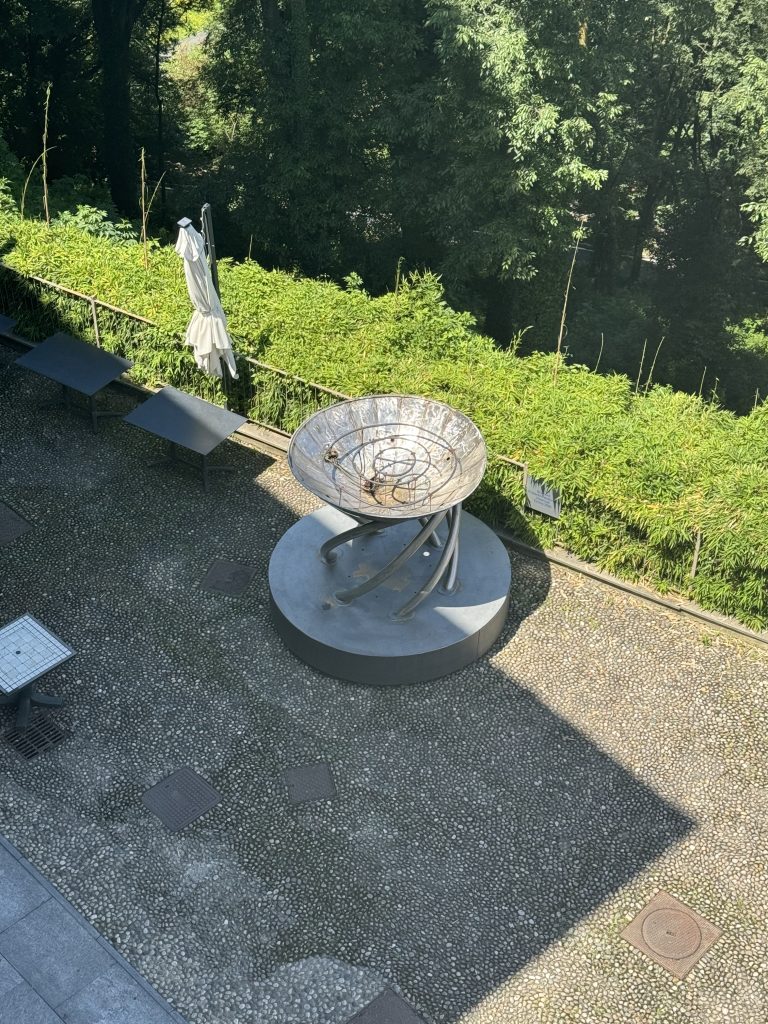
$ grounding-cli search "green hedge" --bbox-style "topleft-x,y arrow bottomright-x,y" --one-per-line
1,211 -> 766,629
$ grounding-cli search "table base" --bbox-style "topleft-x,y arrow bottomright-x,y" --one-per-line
1,685 -> 64,730
148,441 -> 235,492
41,383 -> 124,432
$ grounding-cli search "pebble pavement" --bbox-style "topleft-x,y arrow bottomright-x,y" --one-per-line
0,340 -> 767,1023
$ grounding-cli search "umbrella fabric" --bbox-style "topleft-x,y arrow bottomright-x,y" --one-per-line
175,222 -> 238,379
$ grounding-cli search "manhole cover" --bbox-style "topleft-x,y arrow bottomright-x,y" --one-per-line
621,891 -> 722,979
642,908 -> 702,960
347,989 -> 426,1024
282,761 -> 337,804
0,503 -> 32,546
201,558 -> 257,597
142,767 -> 221,831
4,713 -> 69,760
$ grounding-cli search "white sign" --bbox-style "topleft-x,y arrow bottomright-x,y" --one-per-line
525,475 -> 562,519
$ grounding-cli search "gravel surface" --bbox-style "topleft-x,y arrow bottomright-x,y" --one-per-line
1,341 -> 767,1023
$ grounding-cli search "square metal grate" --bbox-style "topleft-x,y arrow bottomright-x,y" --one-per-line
346,989 -> 426,1024
200,559 -> 257,597
4,713 -> 69,760
621,891 -> 722,979
0,503 -> 33,546
282,761 -> 337,805
142,767 -> 222,832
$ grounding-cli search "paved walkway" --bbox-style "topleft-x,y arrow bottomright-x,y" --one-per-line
0,836 -> 185,1024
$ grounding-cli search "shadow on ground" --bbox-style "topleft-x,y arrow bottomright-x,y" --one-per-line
0,339 -> 694,1024
208,662 -> 694,1022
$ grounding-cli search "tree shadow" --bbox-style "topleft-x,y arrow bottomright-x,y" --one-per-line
240,650 -> 695,1022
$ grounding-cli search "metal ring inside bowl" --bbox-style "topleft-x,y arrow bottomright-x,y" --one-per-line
288,395 -> 487,520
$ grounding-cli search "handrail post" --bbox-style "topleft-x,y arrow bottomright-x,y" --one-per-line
90,298 -> 101,348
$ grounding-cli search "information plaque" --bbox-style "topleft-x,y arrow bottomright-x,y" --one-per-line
525,475 -> 562,518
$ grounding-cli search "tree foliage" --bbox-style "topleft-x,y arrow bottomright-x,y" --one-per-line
3,1 -> 768,406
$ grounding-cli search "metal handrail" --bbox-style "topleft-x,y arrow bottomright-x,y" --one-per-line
0,261 -> 349,402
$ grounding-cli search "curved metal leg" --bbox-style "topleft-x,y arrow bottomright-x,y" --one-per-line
334,511 -> 447,604
320,518 -> 390,565
420,517 -> 443,548
441,503 -> 461,594
343,511 -> 378,525
394,503 -> 461,619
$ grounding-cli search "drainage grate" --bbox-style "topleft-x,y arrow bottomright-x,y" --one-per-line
346,989 -> 426,1024
201,559 -> 257,597
282,761 -> 337,805
621,891 -> 722,979
0,503 -> 32,546
4,713 -> 69,760
141,767 -> 222,832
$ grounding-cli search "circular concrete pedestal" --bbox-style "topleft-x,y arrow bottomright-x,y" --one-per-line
269,506 -> 510,686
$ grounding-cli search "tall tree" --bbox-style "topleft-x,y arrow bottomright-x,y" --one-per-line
0,0 -> 99,180
90,0 -> 148,214
204,0 -> 606,328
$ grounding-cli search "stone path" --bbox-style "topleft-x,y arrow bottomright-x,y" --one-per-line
0,835 -> 186,1024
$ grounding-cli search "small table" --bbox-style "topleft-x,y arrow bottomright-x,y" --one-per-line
0,615 -> 73,729
123,386 -> 247,492
15,332 -> 133,431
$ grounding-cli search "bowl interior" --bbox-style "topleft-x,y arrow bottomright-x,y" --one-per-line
288,395 -> 487,519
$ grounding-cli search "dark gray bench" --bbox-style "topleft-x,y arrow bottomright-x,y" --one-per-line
123,385 -> 246,492
15,332 -> 133,431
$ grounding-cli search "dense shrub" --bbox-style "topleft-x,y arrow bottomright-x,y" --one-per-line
0,212 -> 766,629
53,206 -> 137,244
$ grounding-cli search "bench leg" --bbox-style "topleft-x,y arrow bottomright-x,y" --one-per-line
15,689 -> 32,731
200,454 -> 235,493
148,440 -> 176,467
40,383 -> 69,412
30,691 -> 65,708
11,685 -> 64,731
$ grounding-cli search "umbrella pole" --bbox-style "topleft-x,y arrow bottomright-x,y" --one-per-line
200,203 -> 236,409
200,203 -> 220,299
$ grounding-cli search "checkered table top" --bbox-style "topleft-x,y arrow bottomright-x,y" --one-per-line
0,615 -> 74,694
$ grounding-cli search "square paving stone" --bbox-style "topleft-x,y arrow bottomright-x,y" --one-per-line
200,559 -> 257,597
0,503 -> 32,546
0,954 -> 22,997
0,846 -> 49,930
282,761 -> 337,805
347,988 -> 426,1024
0,899 -> 114,1008
141,767 -> 222,832
57,962 -> 173,1024
621,891 -> 723,980
0,980 -> 62,1024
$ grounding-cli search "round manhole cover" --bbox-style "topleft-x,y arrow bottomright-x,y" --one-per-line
642,909 -> 702,960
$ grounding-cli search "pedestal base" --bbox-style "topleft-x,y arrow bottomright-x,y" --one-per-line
269,506 -> 511,686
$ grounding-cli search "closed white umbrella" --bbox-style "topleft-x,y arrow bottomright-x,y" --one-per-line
175,218 -> 238,379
